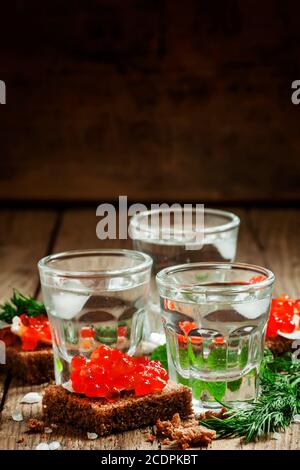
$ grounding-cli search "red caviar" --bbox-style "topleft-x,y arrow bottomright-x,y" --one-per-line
19,314 -> 51,351
70,345 -> 168,398
266,295 -> 299,337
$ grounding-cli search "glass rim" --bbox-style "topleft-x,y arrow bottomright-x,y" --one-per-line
38,249 -> 153,278
129,208 -> 240,236
156,262 -> 275,294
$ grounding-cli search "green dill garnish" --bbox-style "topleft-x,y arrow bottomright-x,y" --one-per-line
201,350 -> 300,442
0,289 -> 46,324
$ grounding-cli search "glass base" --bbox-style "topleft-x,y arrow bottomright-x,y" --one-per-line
192,397 -> 252,413
192,398 -> 222,414
168,356 -> 259,411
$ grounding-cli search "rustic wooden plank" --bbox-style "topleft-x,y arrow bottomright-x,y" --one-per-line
230,207 -> 265,266
0,209 -> 57,448
249,209 -> 300,297
236,208 -> 300,450
0,208 -> 57,345
2,383 -> 299,451
0,380 -> 45,450
42,207 -> 298,450
0,379 -> 159,450
0,209 -> 57,299
240,424 -> 300,450
2,207 -> 298,450
211,423 -> 299,450
53,208 -> 131,252
211,208 -> 300,450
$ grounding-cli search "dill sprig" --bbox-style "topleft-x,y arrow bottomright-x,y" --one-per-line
201,350 -> 300,442
0,289 -> 46,324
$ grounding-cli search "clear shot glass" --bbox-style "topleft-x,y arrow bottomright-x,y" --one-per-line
156,262 -> 275,410
38,249 -> 152,384
130,208 -> 240,352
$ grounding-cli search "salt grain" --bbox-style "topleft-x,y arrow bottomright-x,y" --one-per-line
11,410 -> 23,422
49,441 -> 61,450
293,414 -> 300,423
36,443 -> 50,450
20,392 -> 42,404
87,432 -> 98,440
35,441 -> 61,450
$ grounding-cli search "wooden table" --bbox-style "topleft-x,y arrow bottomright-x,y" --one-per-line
0,207 -> 299,450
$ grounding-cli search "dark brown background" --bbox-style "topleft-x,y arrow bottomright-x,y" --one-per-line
0,0 -> 300,204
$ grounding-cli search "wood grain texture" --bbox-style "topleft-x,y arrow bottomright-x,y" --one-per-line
249,209 -> 300,296
1,380 -> 299,450
1,1 -> 300,202
0,210 -> 57,299
230,208 -> 265,266
0,207 -> 300,450
0,210 -> 56,404
0,379 -> 160,450
53,209 -> 131,252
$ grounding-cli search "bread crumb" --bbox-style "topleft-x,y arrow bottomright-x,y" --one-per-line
156,413 -> 216,449
145,434 -> 156,443
27,418 -> 45,433
266,336 -> 292,355
199,407 -> 227,420
162,438 -> 172,445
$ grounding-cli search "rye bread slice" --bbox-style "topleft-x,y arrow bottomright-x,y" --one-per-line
266,335 -> 293,356
5,344 -> 54,384
42,383 -> 193,436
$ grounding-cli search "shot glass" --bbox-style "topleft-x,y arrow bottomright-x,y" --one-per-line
38,249 -> 152,384
156,262 -> 275,409
130,208 -> 240,352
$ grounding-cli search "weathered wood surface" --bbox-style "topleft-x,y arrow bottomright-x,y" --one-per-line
249,209 -> 300,296
0,207 -> 299,450
0,210 -> 57,404
1,2 -> 300,203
